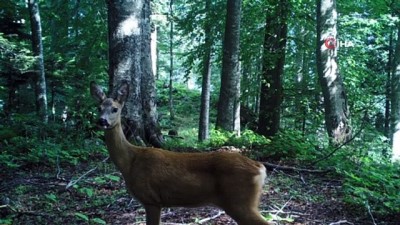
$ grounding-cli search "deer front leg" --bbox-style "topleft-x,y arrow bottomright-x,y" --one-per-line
144,205 -> 161,225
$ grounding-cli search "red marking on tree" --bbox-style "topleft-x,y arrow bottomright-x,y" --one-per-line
324,37 -> 336,49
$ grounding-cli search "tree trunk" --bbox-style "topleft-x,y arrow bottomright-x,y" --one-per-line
169,0 -> 175,121
391,22 -> 400,161
156,26 -> 160,80
28,0 -> 48,123
151,24 -> 157,78
216,0 -> 241,135
257,0 -> 288,137
386,29 -> 394,137
294,27 -> 310,134
316,0 -> 351,145
141,0 -> 164,147
107,0 -> 163,147
198,0 -> 212,141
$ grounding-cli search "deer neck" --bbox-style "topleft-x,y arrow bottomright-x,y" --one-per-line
104,121 -> 134,174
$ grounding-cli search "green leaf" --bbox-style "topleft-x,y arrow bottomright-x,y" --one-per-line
75,212 -> 89,221
82,187 -> 95,198
45,193 -> 57,202
94,176 -> 107,184
92,218 -> 106,224
105,174 -> 120,182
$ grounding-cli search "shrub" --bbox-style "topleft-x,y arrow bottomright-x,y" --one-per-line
261,130 -> 318,160
342,159 -> 400,215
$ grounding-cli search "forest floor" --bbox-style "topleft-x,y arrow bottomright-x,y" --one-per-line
1,153 -> 398,225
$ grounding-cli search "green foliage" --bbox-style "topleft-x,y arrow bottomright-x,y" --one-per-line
0,154 -> 19,168
264,214 -> 294,223
163,128 -> 271,155
93,174 -> 121,185
0,33 -> 35,106
261,130 -> 318,160
212,129 -> 271,149
92,218 -> 107,224
164,128 -> 274,160
44,193 -> 58,203
0,33 -> 35,73
164,124 -> 318,161
0,217 -> 13,225
314,131 -> 398,216
0,113 -> 106,169
174,0 -> 225,81
74,212 -> 89,222
157,80 -> 202,130
342,159 -> 400,215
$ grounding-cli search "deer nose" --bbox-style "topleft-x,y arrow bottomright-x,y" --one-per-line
98,118 -> 109,127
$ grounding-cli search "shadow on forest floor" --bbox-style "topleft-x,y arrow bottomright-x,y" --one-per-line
0,156 -> 398,225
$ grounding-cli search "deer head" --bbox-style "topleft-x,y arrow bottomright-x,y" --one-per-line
90,81 -> 129,129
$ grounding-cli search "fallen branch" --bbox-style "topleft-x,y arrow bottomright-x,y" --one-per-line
328,220 -> 354,225
157,222 -> 196,225
275,196 -> 292,214
262,162 -> 333,173
261,210 -> 308,216
197,210 -> 224,224
65,157 -> 109,189
1,204 -> 17,212
66,167 -> 97,189
366,201 -> 377,225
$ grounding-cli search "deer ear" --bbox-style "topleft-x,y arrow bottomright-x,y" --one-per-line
90,81 -> 106,103
116,81 -> 129,104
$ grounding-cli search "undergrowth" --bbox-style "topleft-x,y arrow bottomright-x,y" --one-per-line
341,159 -> 400,216
0,114 -> 106,169
321,130 -> 400,217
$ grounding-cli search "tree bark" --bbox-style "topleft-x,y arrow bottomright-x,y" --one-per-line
257,0 -> 288,137
294,27 -> 310,133
28,0 -> 48,123
198,0 -> 212,141
316,0 -> 351,145
168,0 -> 175,121
141,0 -> 164,147
216,0 -> 241,135
107,0 -> 163,147
385,29 -> 393,137
391,22 -> 400,161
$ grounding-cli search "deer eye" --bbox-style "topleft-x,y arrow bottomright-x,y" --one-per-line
112,107 -> 118,113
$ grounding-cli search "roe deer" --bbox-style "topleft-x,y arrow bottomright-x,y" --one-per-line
90,81 -> 272,225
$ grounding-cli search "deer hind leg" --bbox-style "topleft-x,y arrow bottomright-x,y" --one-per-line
222,201 -> 272,225
227,208 -> 272,225
218,188 -> 271,225
144,205 -> 161,225
223,189 -> 271,225
221,171 -> 271,224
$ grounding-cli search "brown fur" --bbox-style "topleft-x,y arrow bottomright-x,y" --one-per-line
91,81 -> 272,225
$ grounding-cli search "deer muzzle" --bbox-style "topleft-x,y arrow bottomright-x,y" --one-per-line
98,118 -> 110,128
